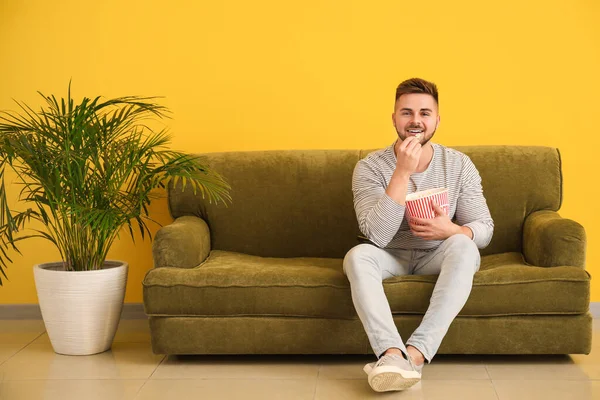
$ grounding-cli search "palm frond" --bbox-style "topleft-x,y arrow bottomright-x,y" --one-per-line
0,85 -> 231,278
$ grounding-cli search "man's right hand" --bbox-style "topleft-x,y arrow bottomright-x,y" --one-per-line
385,137 -> 422,206
394,136 -> 422,176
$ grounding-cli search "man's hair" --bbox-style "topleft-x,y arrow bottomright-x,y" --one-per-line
395,78 -> 439,106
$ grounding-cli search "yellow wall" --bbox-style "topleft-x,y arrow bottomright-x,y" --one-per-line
1,0 -> 599,304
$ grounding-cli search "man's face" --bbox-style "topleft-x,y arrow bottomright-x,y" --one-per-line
392,93 -> 440,145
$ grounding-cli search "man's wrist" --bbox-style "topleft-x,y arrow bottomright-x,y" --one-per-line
392,167 -> 411,180
452,223 -> 474,239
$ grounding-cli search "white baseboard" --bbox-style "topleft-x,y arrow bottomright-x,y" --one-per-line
0,303 -> 147,320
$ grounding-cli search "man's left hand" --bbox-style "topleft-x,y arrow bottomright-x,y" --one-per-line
409,202 -> 460,240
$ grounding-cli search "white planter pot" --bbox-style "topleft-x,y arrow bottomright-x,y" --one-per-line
33,260 -> 128,356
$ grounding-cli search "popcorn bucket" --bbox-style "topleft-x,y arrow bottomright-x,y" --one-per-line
405,188 -> 449,222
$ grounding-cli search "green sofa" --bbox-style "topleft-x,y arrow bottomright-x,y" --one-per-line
142,145 -> 591,356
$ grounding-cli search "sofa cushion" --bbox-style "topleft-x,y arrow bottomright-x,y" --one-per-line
143,251 -> 590,318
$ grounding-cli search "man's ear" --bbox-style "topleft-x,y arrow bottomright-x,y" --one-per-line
392,113 -> 397,128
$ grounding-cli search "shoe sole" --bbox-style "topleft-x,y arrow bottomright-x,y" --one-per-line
363,365 -> 421,392
363,363 -> 423,376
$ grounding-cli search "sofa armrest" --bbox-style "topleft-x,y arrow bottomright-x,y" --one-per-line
523,210 -> 586,268
152,216 -> 211,268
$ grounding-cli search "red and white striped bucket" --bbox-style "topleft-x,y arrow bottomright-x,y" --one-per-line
405,188 -> 449,221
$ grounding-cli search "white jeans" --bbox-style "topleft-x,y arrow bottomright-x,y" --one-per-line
342,234 -> 481,363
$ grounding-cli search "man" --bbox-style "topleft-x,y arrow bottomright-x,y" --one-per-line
343,78 -> 494,392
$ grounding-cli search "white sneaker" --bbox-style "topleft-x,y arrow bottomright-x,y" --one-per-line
362,354 -> 422,392
363,356 -> 424,375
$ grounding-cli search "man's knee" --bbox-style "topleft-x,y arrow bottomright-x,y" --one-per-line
343,243 -> 379,276
445,233 -> 477,252
444,234 -> 481,272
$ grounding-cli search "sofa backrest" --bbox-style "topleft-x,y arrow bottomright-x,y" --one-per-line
168,145 -> 562,258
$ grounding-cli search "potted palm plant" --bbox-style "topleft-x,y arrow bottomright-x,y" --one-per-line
0,85 -> 231,355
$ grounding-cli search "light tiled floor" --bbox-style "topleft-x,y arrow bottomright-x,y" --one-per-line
0,319 -> 597,399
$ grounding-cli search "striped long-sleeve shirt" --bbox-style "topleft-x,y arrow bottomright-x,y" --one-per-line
352,141 -> 494,250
